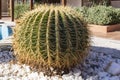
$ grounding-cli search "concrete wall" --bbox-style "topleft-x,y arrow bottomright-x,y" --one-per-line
111,1 -> 120,8
66,0 -> 82,7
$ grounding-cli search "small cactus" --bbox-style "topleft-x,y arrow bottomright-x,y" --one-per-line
13,5 -> 90,74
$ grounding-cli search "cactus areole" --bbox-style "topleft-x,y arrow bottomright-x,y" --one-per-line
13,5 -> 90,73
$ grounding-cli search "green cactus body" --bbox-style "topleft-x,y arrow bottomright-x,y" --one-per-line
13,5 -> 90,74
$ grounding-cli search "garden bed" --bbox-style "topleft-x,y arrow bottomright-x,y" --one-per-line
77,6 -> 120,34
88,24 -> 120,34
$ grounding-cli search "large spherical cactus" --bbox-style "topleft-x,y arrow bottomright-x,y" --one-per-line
13,5 -> 90,74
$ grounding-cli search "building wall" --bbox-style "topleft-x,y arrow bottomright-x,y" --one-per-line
111,1 -> 120,8
66,0 -> 82,7
2,0 -> 8,12
66,0 -> 120,8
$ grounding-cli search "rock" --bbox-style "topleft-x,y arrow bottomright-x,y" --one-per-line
73,69 -> 81,77
116,59 -> 120,64
74,72 -> 81,77
39,72 -> 44,77
62,74 -> 75,80
39,76 -> 48,80
51,76 -> 59,80
28,72 -> 39,79
109,76 -> 120,80
78,76 -> 83,80
106,62 -> 120,75
98,72 -> 111,80
58,78 -> 63,80
86,75 -> 98,80
101,77 -> 111,80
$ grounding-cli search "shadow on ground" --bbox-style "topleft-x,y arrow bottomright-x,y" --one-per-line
91,46 -> 120,58
0,45 -> 15,63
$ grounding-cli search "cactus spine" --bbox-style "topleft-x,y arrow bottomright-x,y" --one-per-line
13,5 -> 90,74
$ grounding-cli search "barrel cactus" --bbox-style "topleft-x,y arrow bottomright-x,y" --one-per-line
13,5 -> 90,74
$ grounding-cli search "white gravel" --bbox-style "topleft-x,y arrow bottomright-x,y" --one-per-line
0,37 -> 120,80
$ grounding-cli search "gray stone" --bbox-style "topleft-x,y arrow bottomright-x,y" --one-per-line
98,72 -> 110,78
106,62 -> 120,75
110,76 -> 120,80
